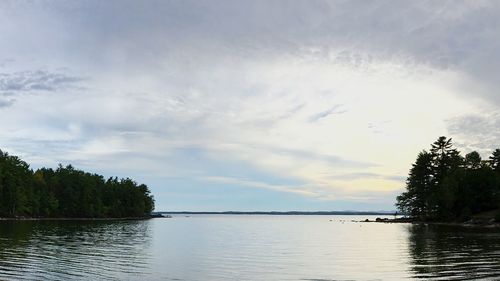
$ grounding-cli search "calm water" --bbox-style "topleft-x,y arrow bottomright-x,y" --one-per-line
1,215 -> 500,280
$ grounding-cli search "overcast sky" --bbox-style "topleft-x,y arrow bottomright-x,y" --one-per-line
1,0 -> 500,211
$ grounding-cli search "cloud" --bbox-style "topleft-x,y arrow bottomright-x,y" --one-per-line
200,175 -> 402,204
0,52 -> 468,205
0,58 -> 15,68
328,172 -> 406,182
2,2 -> 498,77
446,112 -> 500,156
201,176 -> 317,197
0,98 -> 14,108
0,70 -> 83,93
308,105 -> 347,122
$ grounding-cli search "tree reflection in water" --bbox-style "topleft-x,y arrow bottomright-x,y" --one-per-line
0,220 -> 152,281
407,224 -> 500,280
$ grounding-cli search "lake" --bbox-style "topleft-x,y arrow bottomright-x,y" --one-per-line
1,215 -> 500,280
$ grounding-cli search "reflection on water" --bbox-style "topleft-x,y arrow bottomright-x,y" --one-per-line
0,220 -> 152,281
407,224 -> 500,280
1,216 -> 500,280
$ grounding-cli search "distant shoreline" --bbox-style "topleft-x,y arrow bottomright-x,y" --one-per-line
158,211 -> 396,216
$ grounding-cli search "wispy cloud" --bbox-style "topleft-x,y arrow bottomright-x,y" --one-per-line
201,176 -> 317,197
328,172 -> 406,182
308,105 -> 347,122
0,69 -> 84,108
0,70 -> 83,93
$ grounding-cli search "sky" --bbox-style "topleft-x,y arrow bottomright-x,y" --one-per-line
1,1 -> 500,211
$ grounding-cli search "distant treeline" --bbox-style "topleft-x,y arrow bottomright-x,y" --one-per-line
397,136 -> 500,221
0,149 -> 154,218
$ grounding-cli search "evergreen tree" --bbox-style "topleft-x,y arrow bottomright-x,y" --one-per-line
0,149 -> 155,218
490,149 -> 500,171
396,151 -> 433,219
397,137 -> 500,222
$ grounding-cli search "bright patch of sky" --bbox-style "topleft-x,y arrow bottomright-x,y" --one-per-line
1,1 -> 499,211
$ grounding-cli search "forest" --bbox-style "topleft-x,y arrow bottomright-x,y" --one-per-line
0,149 -> 154,218
397,136 -> 500,222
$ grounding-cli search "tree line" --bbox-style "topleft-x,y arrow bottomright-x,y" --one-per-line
0,149 -> 154,218
397,136 -> 500,221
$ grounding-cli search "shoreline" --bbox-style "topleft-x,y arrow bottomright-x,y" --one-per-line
365,217 -> 500,228
0,216 -> 155,221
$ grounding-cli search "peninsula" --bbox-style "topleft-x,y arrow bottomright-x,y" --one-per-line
0,149 -> 154,219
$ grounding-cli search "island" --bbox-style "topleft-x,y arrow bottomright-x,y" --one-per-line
395,136 -> 500,224
0,149 -> 154,219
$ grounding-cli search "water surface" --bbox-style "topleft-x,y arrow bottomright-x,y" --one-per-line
1,215 -> 499,280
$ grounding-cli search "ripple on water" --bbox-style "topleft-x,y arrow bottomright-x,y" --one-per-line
1,217 -> 500,280
0,220 -> 152,281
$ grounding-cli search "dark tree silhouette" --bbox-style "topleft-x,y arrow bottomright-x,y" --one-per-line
490,149 -> 500,171
396,151 -> 433,220
0,149 -> 154,218
397,136 -> 500,221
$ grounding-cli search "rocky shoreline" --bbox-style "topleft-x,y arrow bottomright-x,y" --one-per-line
364,217 -> 500,228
